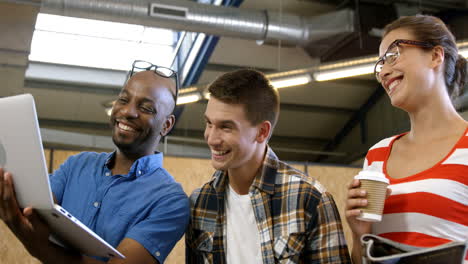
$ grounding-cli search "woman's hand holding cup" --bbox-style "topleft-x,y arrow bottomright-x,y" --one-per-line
345,171 -> 392,239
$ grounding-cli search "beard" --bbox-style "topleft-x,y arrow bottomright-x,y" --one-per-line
112,136 -> 137,153
111,129 -> 158,156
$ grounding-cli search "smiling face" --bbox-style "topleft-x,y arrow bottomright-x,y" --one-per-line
204,97 -> 267,171
378,28 -> 440,110
110,71 -> 175,156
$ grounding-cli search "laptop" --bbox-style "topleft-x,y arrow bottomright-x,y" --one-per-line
0,94 -> 124,259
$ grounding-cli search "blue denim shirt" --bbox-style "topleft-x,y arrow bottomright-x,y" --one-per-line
50,151 -> 189,263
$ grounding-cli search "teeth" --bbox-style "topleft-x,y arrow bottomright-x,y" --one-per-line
388,80 -> 401,92
389,79 -> 401,92
118,122 -> 136,132
212,150 -> 229,155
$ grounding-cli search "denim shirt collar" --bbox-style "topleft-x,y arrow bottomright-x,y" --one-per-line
104,151 -> 163,178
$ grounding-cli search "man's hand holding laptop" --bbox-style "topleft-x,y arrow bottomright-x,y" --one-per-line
0,168 -> 52,260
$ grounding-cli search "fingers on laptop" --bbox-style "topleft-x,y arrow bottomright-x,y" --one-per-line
0,171 -> 21,228
0,168 -> 4,220
0,169 -> 12,224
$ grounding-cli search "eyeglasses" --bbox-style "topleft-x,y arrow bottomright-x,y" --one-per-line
128,60 -> 179,102
374,39 -> 434,83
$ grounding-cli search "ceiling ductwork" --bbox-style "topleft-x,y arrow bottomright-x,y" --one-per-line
32,0 -> 355,46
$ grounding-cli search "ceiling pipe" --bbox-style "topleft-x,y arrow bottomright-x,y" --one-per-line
32,0 -> 354,46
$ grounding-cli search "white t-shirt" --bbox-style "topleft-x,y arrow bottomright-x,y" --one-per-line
225,184 -> 263,264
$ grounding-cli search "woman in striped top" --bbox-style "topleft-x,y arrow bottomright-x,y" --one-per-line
345,15 -> 468,263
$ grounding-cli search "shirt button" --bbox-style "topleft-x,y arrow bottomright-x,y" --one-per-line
105,172 -> 111,176
93,202 -> 100,208
155,251 -> 160,257
138,170 -> 142,175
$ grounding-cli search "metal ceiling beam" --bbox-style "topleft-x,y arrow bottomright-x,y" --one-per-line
25,62 -> 127,88
204,63 -> 275,73
324,0 -> 456,9
41,127 -> 113,150
281,103 -> 355,115
39,118 -> 111,131
25,80 -> 121,95
40,128 -> 214,159
37,119 -> 326,147
354,0 -> 466,9
327,78 -> 381,87
168,128 -> 330,145
269,135 -> 330,145
40,127 -> 344,159
315,86 -> 385,162
397,0 -> 465,9
195,100 -> 355,115
164,134 -> 344,156
167,130 -> 344,157
38,119 -> 347,157
272,146 -> 346,157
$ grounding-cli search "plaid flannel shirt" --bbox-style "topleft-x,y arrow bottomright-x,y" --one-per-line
186,147 -> 351,263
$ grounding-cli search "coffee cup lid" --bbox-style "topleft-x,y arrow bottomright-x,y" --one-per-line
354,170 -> 389,184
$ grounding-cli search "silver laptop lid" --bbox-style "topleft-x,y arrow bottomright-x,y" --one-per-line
0,94 -> 54,210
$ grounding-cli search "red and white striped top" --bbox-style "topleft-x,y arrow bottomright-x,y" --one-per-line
364,131 -> 468,252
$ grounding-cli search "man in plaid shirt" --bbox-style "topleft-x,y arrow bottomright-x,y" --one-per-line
186,69 -> 351,263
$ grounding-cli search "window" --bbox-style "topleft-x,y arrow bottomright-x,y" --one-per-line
30,14 -> 178,70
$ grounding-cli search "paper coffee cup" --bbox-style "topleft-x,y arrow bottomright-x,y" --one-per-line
354,170 -> 389,222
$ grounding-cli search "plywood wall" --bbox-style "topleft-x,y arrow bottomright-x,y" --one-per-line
307,165 -> 361,252
43,149 -> 50,173
51,150 -> 81,172
0,221 -> 41,264
164,156 -> 215,264
0,150 -> 358,263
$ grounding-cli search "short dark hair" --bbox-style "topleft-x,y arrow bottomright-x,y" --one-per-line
208,69 -> 280,130
383,15 -> 467,101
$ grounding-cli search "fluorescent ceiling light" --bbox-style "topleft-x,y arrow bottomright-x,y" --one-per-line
105,107 -> 113,116
270,74 -> 312,89
177,92 -> 202,105
30,14 -> 176,70
313,64 -> 374,82
311,45 -> 467,82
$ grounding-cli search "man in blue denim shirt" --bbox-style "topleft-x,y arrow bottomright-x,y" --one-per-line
0,63 -> 189,264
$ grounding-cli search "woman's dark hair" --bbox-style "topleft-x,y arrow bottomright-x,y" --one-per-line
383,15 -> 467,101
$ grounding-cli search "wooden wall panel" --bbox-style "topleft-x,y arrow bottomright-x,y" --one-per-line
44,149 -> 50,173
51,150 -> 81,172
0,222 -> 40,264
164,156 -> 215,196
289,163 -> 306,173
164,156 -> 215,264
307,165 -> 361,252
